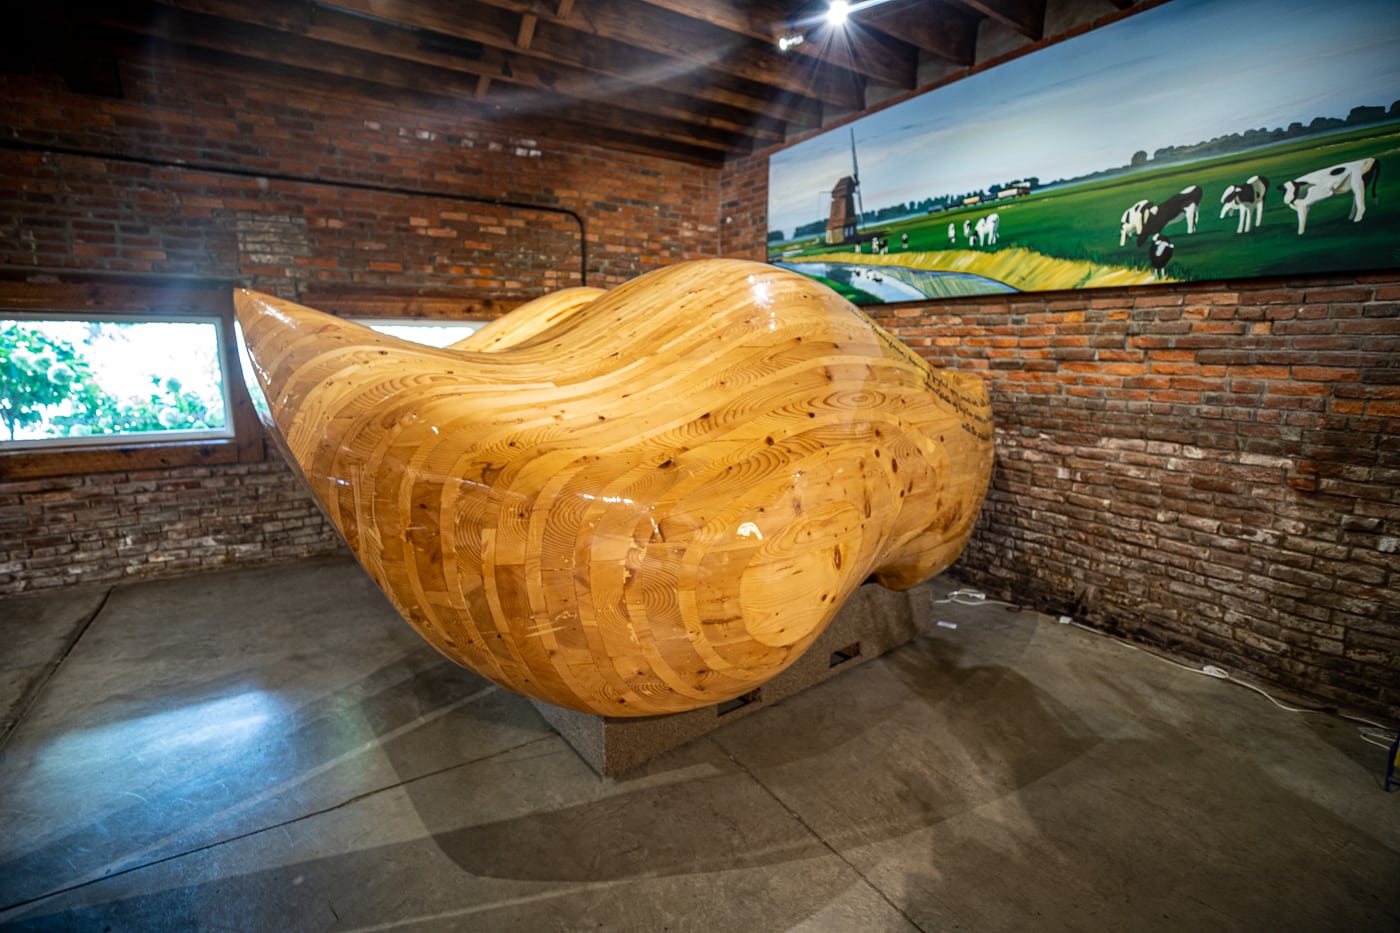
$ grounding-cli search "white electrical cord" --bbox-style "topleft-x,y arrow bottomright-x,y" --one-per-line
1359,727 -> 1396,751
930,586 -> 1399,749
932,588 -> 1017,608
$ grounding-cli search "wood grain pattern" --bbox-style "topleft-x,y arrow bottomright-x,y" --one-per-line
234,259 -> 993,716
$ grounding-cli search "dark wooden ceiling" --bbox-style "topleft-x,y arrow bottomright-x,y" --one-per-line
22,0 -> 1142,166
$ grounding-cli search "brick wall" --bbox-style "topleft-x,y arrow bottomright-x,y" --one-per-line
719,155 -> 768,261
0,59 -> 718,293
0,57 -> 721,595
0,443 -> 343,591
871,278 -> 1399,720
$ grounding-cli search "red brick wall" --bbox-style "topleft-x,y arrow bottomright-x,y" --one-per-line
0,60 -> 718,292
872,278 -> 1399,720
0,58 -> 721,594
0,445 -> 343,591
719,155 -> 768,261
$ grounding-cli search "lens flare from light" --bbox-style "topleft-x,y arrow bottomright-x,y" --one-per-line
827,1 -> 850,26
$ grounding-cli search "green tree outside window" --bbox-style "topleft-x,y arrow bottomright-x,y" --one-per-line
1,321 -> 224,443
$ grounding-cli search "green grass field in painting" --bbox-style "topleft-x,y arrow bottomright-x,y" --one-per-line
771,123 -> 1400,292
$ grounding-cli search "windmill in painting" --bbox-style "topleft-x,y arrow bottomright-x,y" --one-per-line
825,129 -> 863,246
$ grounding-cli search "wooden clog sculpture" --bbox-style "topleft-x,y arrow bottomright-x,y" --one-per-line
234,259 -> 993,716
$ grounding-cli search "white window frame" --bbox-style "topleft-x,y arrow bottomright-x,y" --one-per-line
1,310 -> 237,451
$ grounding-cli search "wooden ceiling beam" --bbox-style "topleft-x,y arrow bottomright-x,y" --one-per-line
93,6 -> 747,157
951,0 -> 1045,40
860,0 -> 979,66
317,0 -> 824,128
629,0 -> 919,91
162,0 -> 531,83
153,0 -> 783,145
472,0 -> 871,109
517,13 -> 538,49
520,17 -> 827,129
628,0 -> 792,33
167,32 -> 729,165
116,5 -> 483,98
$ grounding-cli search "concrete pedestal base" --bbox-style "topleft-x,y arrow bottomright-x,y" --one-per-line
531,580 -> 929,777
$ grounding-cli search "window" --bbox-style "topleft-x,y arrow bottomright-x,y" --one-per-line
1,315 -> 234,448
295,285 -> 504,351
354,319 -> 484,347
0,280 -> 262,479
0,280 -> 508,480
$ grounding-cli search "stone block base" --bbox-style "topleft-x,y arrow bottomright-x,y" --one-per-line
531,580 -> 929,777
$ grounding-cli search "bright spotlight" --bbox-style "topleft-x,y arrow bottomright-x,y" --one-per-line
777,32 -> 805,51
826,1 -> 850,26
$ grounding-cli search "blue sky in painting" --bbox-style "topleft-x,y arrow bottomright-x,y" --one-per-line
766,0 -> 1400,237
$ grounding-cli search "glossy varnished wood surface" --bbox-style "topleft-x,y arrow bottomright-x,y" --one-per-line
235,259 -> 993,716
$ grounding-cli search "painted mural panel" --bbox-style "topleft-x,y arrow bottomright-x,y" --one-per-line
766,0 -> 1400,303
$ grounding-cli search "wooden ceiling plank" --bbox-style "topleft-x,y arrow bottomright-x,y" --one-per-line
474,0 -> 872,109
304,0 -> 523,52
859,0 -> 979,66
651,73 -> 821,131
527,15 -> 826,128
99,6 -> 745,155
482,97 -> 731,165
158,0 -> 782,145
122,5 -> 483,99
159,0 -> 312,32
507,100 -> 750,153
629,0 -> 919,90
517,13 -> 538,49
75,22 -> 726,166
486,78 -> 779,145
162,0 -> 523,84
951,0 -> 1045,40
317,0 -> 822,128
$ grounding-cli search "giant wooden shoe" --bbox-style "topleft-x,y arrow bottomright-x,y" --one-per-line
235,259 -> 994,716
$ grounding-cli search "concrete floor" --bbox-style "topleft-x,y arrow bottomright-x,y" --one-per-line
1,556 -> 1396,932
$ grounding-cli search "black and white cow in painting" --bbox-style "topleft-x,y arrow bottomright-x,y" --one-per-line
1119,199 -> 1153,247
1148,233 -> 1174,279
975,212 -> 1000,246
1219,175 -> 1269,234
1277,157 -> 1380,234
1136,185 -> 1203,247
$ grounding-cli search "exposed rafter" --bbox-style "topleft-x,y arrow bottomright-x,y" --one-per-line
957,0 -> 1046,40
18,0 -> 1137,165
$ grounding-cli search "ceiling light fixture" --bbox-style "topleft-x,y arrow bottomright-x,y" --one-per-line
777,31 -> 805,51
826,1 -> 851,26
